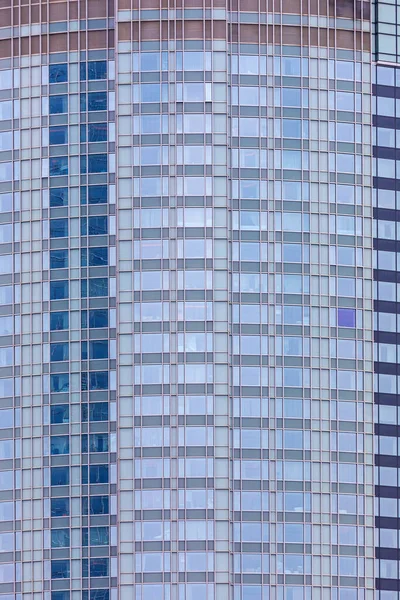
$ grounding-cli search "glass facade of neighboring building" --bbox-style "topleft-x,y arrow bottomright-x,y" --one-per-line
0,1 -> 376,600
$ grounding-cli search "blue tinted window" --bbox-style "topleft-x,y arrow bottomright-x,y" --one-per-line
88,154 -> 107,173
90,371 -> 108,390
50,188 -> 68,207
81,402 -> 109,421
90,278 -> 108,297
88,216 -> 107,235
49,126 -> 68,145
87,433 -> 109,453
89,185 -> 107,204
51,497 -> 69,516
51,466 -> 69,486
89,309 -> 108,328
81,124 -> 108,142
90,558 -> 109,577
52,592 -> 70,600
90,527 -> 109,546
90,340 -> 108,359
49,156 -> 68,176
49,64 -> 68,83
89,343 -> 109,362
80,62 -> 87,80
50,374 -> 69,393
50,249 -> 68,269
50,280 -> 68,300
51,436 -> 69,455
81,278 -> 108,298
82,495 -> 109,514
90,465 -> 108,484
50,405 -> 69,424
81,309 -> 108,328
141,84 -> 160,103
51,529 -> 70,548
80,155 -> 108,174
81,341 -> 88,360
50,218 -> 68,238
87,92 -> 107,111
81,217 -> 108,235
50,311 -> 68,330
51,560 -> 70,579
89,247 -> 108,266
91,591 -> 109,600
49,95 -> 68,114
89,123 -> 107,142
88,61 -> 107,80
81,185 -> 108,204
50,342 -> 69,362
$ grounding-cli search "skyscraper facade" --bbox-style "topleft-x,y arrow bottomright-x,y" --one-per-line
0,1 -> 376,600
374,0 -> 400,595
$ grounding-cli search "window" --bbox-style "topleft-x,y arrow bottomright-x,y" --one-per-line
83,92 -> 107,111
50,219 -> 68,238
50,188 -> 68,207
338,308 -> 356,328
89,371 -> 108,390
89,591 -> 109,600
50,342 -> 69,362
82,340 -> 109,360
80,154 -> 108,174
52,592 -> 70,600
81,278 -> 108,297
0,316 -> 13,336
90,340 -> 108,360
49,95 -> 68,114
51,436 -> 69,455
87,526 -> 109,546
81,309 -> 108,329
0,440 -> 13,459
0,101 -> 12,120
51,497 -> 69,517
51,560 -> 70,579
82,495 -> 109,515
50,374 -> 69,393
81,185 -> 108,204
141,84 -> 161,103
50,280 -> 68,300
81,61 -> 107,80
50,249 -> 68,269
89,123 -> 107,142
49,64 -> 68,83
50,405 -> 69,424
51,529 -> 70,548
81,247 -> 108,267
0,502 -> 13,520
82,402 -> 108,422
81,123 -> 108,142
49,156 -> 68,176
88,154 -> 107,173
90,558 -> 109,577
0,131 -> 12,151
49,126 -> 68,145
82,465 -> 109,484
81,216 -> 108,235
51,466 -> 69,486
87,433 -> 109,453
50,312 -> 69,331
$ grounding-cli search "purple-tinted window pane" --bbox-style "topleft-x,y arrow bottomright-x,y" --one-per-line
338,308 -> 355,328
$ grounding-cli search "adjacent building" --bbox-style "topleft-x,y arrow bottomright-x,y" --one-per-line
0,0 -> 376,599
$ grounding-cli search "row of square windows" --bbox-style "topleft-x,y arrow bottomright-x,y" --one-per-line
49,62 -> 108,84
